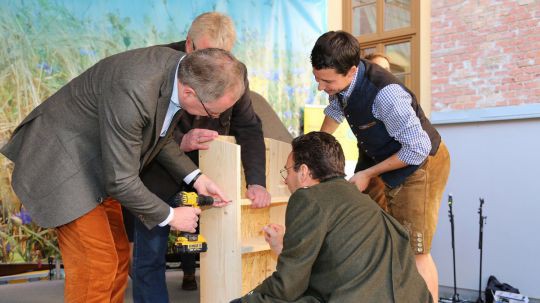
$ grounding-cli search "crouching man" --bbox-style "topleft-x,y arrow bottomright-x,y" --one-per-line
233,132 -> 433,303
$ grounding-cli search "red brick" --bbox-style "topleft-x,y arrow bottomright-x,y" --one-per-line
431,0 -> 539,112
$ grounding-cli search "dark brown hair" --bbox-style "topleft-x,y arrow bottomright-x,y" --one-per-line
291,131 -> 345,181
310,31 -> 360,75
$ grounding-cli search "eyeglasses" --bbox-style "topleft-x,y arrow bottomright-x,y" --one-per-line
193,91 -> 220,119
279,165 -> 293,180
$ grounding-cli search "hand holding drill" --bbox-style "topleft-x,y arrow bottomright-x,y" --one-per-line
168,173 -> 231,232
173,191 -> 230,253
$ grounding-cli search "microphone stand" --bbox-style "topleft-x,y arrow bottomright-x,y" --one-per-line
476,198 -> 487,303
440,194 -> 465,302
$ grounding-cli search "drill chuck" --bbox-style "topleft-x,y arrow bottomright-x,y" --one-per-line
195,195 -> 214,206
177,191 -> 214,207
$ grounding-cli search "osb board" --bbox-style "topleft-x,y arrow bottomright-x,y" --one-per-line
241,250 -> 277,295
199,138 -> 242,303
269,203 -> 287,227
241,206 -> 270,241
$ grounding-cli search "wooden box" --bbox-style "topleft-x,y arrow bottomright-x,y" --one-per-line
198,137 -> 291,303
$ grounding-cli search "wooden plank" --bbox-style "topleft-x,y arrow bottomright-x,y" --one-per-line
265,138 -> 292,198
219,136 -> 246,199
199,137 -> 242,303
240,197 -> 289,206
241,237 -> 270,254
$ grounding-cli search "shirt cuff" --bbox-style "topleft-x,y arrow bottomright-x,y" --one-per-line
324,103 -> 345,123
158,207 -> 174,227
184,169 -> 201,185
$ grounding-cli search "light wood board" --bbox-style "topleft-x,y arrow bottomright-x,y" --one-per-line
199,138 -> 242,303
198,136 -> 291,302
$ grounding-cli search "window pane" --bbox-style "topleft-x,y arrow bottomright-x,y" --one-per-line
385,41 -> 411,88
385,41 -> 410,73
352,1 -> 376,36
384,0 -> 410,31
361,47 -> 376,58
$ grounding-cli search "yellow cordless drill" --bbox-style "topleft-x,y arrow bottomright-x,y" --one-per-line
172,191 -> 215,254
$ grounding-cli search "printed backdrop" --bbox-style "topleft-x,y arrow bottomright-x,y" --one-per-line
0,0 -> 327,263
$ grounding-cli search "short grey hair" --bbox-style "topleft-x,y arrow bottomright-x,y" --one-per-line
178,48 -> 246,104
188,12 -> 236,51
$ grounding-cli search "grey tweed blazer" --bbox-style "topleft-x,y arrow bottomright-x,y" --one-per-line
1,46 -> 198,229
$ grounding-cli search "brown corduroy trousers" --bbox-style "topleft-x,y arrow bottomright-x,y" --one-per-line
365,142 -> 451,254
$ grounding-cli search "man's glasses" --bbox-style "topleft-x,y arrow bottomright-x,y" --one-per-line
194,91 -> 220,119
279,166 -> 293,180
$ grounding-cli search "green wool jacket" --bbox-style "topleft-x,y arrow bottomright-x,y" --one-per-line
242,178 -> 433,303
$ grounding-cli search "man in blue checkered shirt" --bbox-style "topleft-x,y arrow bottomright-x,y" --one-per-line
311,31 -> 450,301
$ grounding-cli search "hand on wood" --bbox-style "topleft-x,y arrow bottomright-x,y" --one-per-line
246,184 -> 271,208
193,174 -> 231,208
179,128 -> 219,152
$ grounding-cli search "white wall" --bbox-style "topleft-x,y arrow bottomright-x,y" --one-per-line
327,0 -> 342,31
432,118 -> 540,299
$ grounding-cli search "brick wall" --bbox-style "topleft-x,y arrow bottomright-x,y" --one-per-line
431,0 -> 539,112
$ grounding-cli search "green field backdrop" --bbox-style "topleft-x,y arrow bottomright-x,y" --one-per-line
0,0 -> 327,263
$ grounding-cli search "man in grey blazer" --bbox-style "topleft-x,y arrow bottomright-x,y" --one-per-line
1,47 -> 245,302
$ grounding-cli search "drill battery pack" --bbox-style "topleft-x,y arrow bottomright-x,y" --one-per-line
174,233 -> 208,254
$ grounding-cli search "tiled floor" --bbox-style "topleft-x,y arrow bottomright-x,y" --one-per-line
0,269 -> 199,303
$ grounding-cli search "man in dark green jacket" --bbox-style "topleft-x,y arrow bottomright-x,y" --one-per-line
234,132 -> 432,303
